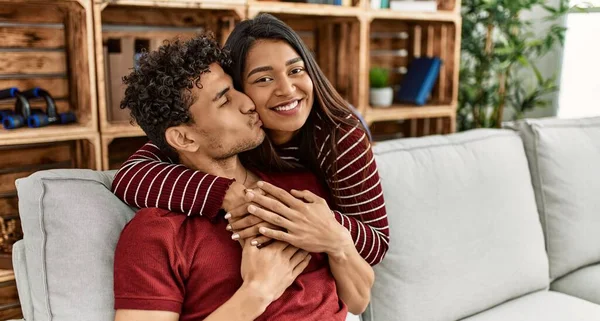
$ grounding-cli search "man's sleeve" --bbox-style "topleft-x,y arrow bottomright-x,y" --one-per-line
114,209 -> 187,313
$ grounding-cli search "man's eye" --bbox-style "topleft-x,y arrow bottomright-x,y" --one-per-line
221,97 -> 230,106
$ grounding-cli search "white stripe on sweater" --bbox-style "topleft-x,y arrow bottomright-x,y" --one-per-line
168,169 -> 191,212
198,176 -> 219,216
144,165 -> 173,207
180,171 -> 201,213
337,190 -> 385,206
335,180 -> 381,199
340,202 -> 386,216
187,173 -> 209,216
156,165 -> 186,209
329,157 -> 376,184
132,163 -> 166,208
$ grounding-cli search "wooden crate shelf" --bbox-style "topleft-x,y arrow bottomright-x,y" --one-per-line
365,104 -> 455,123
248,1 -> 363,18
101,133 -> 148,170
0,0 -> 98,145
362,17 -> 460,135
95,0 -> 245,139
367,9 -> 459,22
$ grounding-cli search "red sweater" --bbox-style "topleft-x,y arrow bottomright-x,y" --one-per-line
112,113 -> 389,265
114,170 -> 347,320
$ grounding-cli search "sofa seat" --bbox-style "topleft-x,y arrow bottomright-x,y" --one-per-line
552,264 -> 600,305
461,291 -> 600,321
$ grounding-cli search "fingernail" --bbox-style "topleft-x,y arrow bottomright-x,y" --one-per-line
257,181 -> 264,187
248,205 -> 256,213
224,213 -> 231,220
232,234 -> 239,240
308,255 -> 311,259
251,240 -> 258,246
246,192 -> 254,199
226,224 -> 232,231
258,227 -> 266,234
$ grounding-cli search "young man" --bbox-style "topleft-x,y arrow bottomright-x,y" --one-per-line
113,34 -> 373,321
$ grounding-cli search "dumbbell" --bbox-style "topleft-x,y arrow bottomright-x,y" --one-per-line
0,87 -> 32,130
21,88 -> 76,128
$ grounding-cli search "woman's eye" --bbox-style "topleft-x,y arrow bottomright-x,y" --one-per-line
290,68 -> 304,75
255,77 -> 273,83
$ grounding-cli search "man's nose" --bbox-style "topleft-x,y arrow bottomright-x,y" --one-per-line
239,93 -> 256,114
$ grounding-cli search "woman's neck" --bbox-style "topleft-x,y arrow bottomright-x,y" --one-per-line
268,129 -> 299,146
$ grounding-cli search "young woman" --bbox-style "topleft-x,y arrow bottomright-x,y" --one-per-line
112,13 -> 389,265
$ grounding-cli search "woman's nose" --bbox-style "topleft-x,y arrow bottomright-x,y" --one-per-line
275,77 -> 295,97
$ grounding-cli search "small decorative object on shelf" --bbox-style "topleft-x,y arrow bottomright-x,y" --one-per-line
389,0 -> 437,12
369,67 -> 394,107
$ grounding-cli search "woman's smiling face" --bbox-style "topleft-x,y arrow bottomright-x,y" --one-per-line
242,39 -> 314,145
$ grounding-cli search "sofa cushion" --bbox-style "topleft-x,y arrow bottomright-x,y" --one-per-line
508,117 -> 600,280
12,240 -> 32,321
367,129 -> 549,321
15,169 -> 135,321
460,291 -> 600,321
551,264 -> 600,305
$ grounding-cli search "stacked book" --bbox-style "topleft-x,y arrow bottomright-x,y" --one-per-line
371,0 -> 437,11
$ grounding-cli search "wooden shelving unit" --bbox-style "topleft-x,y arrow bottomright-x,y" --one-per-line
0,2 -> 101,298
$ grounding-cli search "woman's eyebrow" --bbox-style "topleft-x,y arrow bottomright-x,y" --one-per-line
286,57 -> 303,66
247,66 -> 272,78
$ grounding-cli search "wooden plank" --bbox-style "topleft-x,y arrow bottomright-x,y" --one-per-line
101,6 -> 213,27
0,26 -> 65,49
0,78 -> 69,99
0,142 -> 73,169
0,171 -> 34,194
0,99 -> 70,115
0,52 -> 66,75
65,7 -> 93,126
348,21 -> 360,107
0,4 -> 64,24
439,24 -> 448,102
336,23 -> 349,100
0,197 -> 18,217
107,136 -> 148,170
102,30 -> 200,43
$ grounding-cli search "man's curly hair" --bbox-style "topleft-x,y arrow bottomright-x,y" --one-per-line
120,33 -> 232,154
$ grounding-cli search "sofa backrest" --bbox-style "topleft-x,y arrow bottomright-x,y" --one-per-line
508,117 -> 600,281
365,129 -> 549,321
14,170 -> 135,321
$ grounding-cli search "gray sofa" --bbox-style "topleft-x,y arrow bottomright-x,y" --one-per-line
11,116 -> 600,321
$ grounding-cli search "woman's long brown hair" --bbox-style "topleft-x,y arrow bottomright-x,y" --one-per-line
225,13 -> 370,188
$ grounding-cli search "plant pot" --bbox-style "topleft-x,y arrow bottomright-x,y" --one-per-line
370,87 -> 394,107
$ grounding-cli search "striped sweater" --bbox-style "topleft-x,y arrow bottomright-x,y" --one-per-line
111,114 -> 390,265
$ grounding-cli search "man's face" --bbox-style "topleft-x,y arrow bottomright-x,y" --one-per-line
185,63 -> 265,160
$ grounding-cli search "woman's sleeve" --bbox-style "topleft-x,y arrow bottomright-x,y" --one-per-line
111,142 -> 234,218
317,123 -> 390,265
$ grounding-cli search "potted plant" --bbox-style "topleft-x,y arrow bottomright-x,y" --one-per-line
458,0 -> 583,130
369,67 -> 393,107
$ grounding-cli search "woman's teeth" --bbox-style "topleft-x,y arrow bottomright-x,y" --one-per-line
273,100 -> 299,111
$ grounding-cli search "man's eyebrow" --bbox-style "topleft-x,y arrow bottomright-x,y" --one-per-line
213,87 -> 230,102
286,57 -> 303,66
247,66 -> 273,78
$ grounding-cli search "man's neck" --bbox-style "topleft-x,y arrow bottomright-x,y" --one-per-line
180,152 -> 247,183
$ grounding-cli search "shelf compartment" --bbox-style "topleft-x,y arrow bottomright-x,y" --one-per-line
248,0 -> 362,18
0,0 -> 98,145
95,1 -> 245,134
101,134 -> 149,170
368,19 -> 459,109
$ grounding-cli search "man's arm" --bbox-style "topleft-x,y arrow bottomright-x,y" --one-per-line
114,283 -> 268,321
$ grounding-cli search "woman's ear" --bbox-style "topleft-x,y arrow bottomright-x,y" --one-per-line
165,126 -> 200,153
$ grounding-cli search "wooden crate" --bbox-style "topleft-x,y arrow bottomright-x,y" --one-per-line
364,17 -> 460,132
0,0 -> 98,146
95,0 -> 246,138
248,0 -> 364,17
101,134 -> 149,170
0,137 -> 100,267
246,11 -> 362,108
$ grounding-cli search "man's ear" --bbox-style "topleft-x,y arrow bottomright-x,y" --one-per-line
165,126 -> 200,153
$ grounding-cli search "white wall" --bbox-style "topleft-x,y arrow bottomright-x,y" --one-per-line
557,11 -> 600,118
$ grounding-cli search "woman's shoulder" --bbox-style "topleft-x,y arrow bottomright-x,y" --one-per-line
313,110 -> 367,142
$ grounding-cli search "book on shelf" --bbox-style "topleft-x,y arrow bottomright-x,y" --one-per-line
390,0 -> 438,12
396,57 -> 442,106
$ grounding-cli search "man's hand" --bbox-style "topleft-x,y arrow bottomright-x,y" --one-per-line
240,241 -> 311,303
222,181 -> 247,213
225,188 -> 277,246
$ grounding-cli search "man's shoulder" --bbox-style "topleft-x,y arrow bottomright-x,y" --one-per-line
120,208 -> 185,241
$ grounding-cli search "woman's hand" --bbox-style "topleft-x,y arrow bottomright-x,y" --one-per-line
246,181 -> 353,257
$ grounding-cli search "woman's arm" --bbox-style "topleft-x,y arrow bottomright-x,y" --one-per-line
317,120 -> 390,265
111,142 -> 241,218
